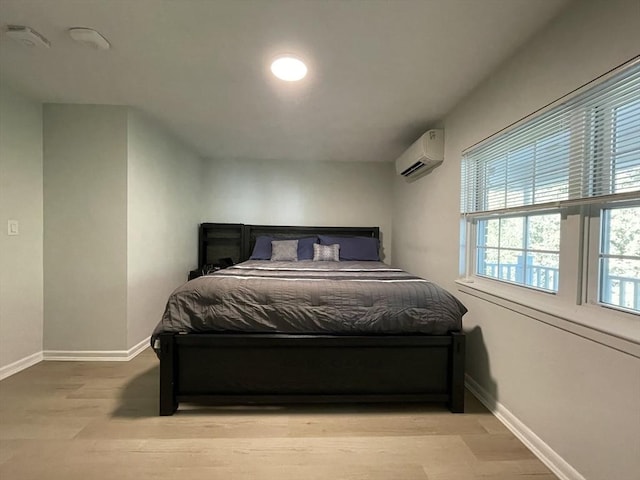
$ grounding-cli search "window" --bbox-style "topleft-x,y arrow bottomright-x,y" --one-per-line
477,213 -> 560,291
461,58 -> 640,318
600,206 -> 640,313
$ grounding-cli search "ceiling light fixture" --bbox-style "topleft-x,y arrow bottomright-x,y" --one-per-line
270,56 -> 307,81
68,27 -> 110,50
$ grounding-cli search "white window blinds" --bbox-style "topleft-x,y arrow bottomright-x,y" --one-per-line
461,59 -> 640,215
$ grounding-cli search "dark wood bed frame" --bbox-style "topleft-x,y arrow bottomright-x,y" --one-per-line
158,225 -> 466,415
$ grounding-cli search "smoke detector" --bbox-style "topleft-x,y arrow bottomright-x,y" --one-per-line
68,27 -> 110,50
5,25 -> 50,48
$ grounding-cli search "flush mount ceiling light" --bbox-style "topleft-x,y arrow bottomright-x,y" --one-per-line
270,56 -> 307,81
68,27 -> 110,50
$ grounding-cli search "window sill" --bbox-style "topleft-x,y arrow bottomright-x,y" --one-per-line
455,277 -> 640,358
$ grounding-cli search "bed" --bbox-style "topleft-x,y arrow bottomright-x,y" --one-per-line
153,225 -> 467,415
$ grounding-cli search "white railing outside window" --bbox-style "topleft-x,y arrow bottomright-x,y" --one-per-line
476,213 -> 560,292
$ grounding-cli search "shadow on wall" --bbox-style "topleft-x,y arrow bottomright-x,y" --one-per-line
466,325 -> 499,410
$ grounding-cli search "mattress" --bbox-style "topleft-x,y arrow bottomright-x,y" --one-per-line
151,260 -> 466,346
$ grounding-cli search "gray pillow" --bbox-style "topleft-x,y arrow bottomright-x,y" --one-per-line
313,243 -> 340,261
271,239 -> 299,261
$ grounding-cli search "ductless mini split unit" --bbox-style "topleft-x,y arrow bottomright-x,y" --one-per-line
395,129 -> 444,179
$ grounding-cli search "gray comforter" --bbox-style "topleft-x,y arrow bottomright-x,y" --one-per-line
151,261 -> 466,346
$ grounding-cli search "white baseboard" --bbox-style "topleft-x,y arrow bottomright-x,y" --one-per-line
0,351 -> 44,381
127,335 -> 151,359
465,374 -> 585,480
43,336 -> 150,362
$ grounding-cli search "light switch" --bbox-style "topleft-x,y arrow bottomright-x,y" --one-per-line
8,220 -> 19,236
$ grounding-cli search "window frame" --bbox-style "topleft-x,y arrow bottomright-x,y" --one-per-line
586,200 -> 640,315
460,58 -> 640,340
474,211 -> 562,293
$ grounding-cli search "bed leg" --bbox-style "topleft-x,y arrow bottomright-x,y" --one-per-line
159,334 -> 178,416
449,331 -> 465,413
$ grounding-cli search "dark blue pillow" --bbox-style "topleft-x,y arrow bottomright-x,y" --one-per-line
296,237 -> 318,260
249,236 -> 273,260
250,235 -> 318,260
318,235 -> 379,261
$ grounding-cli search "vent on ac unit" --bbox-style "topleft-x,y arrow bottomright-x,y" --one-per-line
395,129 -> 444,179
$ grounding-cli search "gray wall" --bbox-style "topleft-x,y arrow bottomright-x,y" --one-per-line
5,102 -> 390,360
392,0 -> 640,478
0,82 -> 43,370
202,159 -> 394,261
43,105 -> 128,351
41,105 -> 205,353
126,110 -> 204,349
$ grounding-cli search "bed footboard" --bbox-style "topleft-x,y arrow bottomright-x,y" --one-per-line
158,331 -> 465,415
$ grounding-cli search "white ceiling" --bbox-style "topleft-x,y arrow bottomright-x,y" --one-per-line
0,0 -> 570,163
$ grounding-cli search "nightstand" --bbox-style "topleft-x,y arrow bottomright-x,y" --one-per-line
188,264 -> 224,281
188,269 -> 202,281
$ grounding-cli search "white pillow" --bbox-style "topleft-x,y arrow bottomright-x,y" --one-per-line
313,243 -> 340,261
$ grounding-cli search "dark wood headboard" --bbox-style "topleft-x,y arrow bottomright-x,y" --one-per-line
242,225 -> 380,261
198,223 -> 380,267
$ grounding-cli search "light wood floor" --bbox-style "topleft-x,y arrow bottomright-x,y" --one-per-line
0,348 -> 557,480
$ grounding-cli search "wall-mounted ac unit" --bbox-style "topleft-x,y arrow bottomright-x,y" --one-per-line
395,129 -> 444,179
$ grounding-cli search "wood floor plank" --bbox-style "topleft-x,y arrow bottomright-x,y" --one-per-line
0,348 -> 558,480
461,434 -> 539,462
